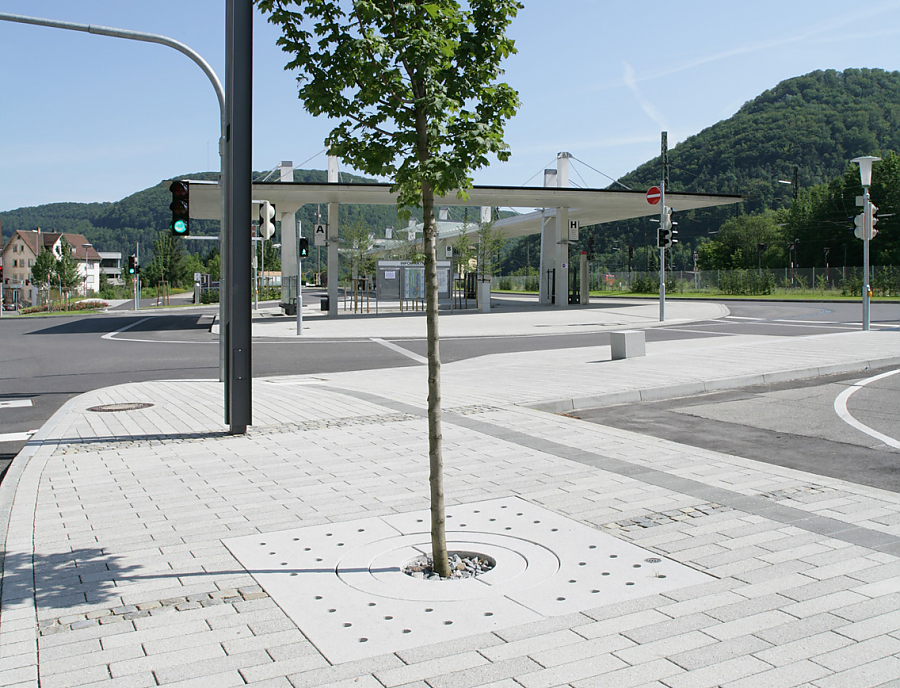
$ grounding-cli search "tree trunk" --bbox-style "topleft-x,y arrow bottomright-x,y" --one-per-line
422,182 -> 450,578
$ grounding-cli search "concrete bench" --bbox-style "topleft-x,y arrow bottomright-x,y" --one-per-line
610,330 -> 645,360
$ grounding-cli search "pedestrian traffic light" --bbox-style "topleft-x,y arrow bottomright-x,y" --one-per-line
169,180 -> 190,236
298,237 -> 309,258
259,201 -> 276,239
127,255 -> 136,275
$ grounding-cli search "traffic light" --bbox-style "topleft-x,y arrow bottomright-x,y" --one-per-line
656,206 -> 677,248
127,255 -> 136,276
259,201 -> 276,239
169,180 -> 190,236
854,201 -> 879,240
298,237 -> 309,258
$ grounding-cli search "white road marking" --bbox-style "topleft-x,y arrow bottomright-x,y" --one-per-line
0,399 -> 33,409
0,430 -> 36,443
833,369 -> 900,449
102,317 -> 153,340
370,338 -> 428,364
102,316 -> 215,344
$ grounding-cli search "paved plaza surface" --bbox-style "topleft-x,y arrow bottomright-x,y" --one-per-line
2,300 -> 900,687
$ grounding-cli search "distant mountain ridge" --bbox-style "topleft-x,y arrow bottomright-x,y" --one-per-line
3,68 -> 899,263
620,68 -> 900,212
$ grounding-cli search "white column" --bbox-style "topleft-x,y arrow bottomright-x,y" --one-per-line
539,168 -> 557,304
554,152 -> 571,308
279,161 -> 296,313
327,155 -> 339,316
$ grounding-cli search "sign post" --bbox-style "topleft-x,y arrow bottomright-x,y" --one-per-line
659,182 -> 665,322
296,220 -> 303,336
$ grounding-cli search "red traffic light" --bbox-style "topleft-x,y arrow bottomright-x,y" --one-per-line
170,180 -> 189,199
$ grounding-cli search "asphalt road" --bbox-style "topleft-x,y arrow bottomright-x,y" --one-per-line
570,366 -> 900,493
2,298 -> 898,484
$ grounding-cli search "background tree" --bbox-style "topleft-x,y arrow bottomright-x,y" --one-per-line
52,237 -> 83,304
340,218 -> 376,281
31,247 -> 56,308
697,212 -> 786,270
474,221 -> 505,279
259,0 -> 522,577
145,232 -> 189,288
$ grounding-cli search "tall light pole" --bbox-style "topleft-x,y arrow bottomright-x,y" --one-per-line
852,156 -> 880,331
81,243 -> 93,296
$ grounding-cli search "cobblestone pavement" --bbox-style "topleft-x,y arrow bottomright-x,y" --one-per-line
2,308 -> 900,687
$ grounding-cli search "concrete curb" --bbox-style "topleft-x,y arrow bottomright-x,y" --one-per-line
526,355 -> 900,413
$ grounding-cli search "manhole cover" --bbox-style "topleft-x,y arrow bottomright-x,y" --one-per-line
87,403 -> 154,413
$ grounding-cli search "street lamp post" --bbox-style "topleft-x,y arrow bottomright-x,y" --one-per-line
852,156 -> 881,331
82,243 -> 93,296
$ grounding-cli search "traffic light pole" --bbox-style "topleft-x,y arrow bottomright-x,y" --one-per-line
225,0 -> 253,434
659,181 -> 666,322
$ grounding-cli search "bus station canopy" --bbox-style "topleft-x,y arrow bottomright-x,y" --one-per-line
187,181 -> 742,237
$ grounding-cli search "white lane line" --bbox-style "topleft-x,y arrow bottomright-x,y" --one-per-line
370,338 -> 428,365
0,430 -> 36,443
102,317 -> 153,340
834,369 -> 900,449
0,400 -> 33,409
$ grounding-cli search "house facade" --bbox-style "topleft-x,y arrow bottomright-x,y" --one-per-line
1,228 -> 102,307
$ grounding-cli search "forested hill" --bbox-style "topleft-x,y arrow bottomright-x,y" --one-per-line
0,169 -> 404,259
620,68 -> 900,212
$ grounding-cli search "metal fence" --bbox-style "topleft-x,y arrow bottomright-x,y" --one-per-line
493,265 -> 900,297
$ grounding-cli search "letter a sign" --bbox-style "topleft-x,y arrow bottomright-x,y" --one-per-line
314,223 -> 327,246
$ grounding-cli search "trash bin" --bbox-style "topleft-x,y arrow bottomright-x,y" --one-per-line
320,297 -> 329,311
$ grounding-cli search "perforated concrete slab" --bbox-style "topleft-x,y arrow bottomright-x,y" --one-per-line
224,497 -> 711,663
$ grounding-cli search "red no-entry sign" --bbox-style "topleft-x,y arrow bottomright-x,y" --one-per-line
646,186 -> 661,205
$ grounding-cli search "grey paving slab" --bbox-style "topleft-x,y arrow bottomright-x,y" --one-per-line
3,309 -> 900,687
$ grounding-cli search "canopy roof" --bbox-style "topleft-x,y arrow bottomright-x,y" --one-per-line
187,181 -> 742,237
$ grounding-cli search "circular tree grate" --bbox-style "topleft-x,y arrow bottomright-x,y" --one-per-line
88,403 -> 154,413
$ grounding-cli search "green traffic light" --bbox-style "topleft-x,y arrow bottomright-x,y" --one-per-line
173,219 -> 188,235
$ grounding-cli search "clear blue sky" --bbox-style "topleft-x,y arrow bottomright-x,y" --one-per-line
2,0 -> 900,212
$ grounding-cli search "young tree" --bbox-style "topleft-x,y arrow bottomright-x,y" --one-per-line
258,0 -> 521,577
53,237 -> 84,305
341,218 -> 376,281
31,248 -> 56,308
